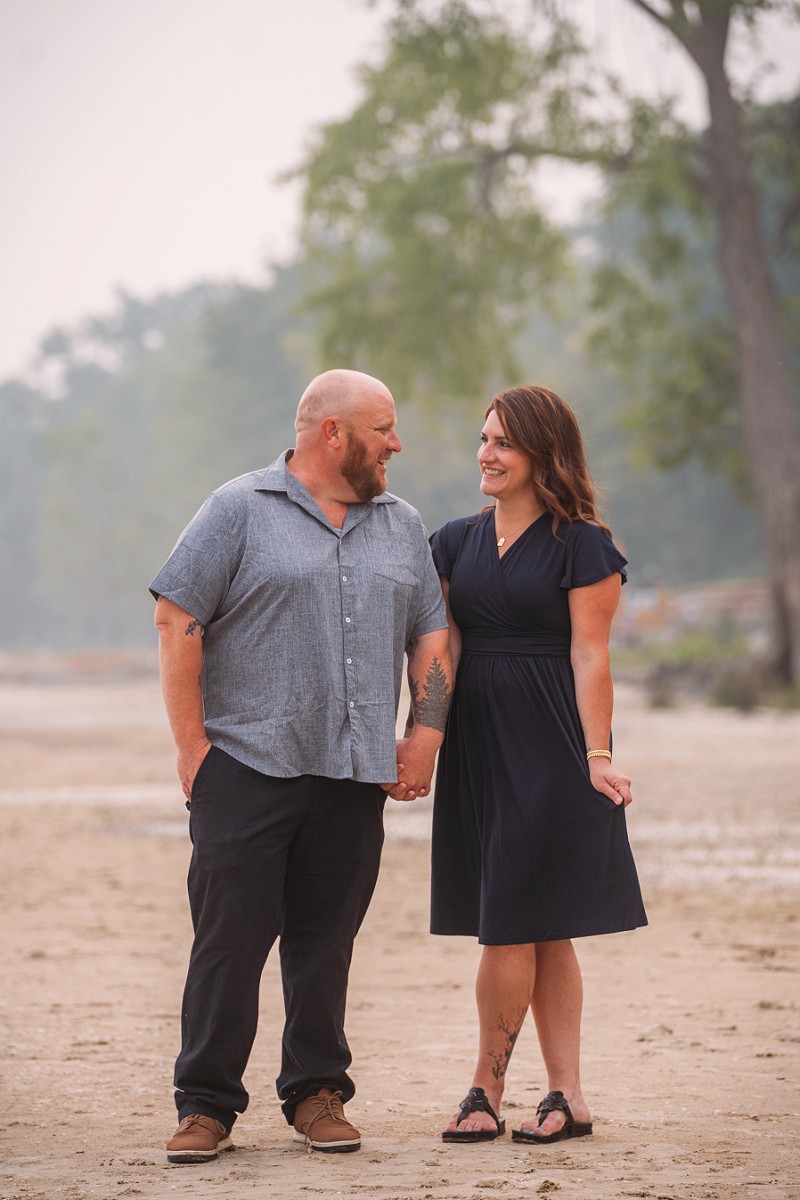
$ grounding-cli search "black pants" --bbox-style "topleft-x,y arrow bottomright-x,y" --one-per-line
174,746 -> 386,1129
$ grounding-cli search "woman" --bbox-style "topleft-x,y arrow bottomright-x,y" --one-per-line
431,384 -> 647,1145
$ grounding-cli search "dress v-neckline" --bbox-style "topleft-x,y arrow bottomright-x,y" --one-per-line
491,509 -> 548,562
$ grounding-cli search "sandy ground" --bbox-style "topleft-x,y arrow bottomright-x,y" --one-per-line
1,661 -> 799,1200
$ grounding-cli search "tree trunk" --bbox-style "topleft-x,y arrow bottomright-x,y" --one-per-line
682,5 -> 800,683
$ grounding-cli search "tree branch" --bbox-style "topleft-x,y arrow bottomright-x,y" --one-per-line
627,0 -> 676,31
504,138 -> 631,171
627,0 -> 695,41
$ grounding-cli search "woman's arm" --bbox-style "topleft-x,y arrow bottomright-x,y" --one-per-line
568,573 -> 632,807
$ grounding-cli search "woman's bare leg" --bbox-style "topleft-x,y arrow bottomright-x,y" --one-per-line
443,943 -> 535,1134
520,938 -> 592,1136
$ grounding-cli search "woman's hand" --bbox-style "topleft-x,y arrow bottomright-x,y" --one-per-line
589,756 -> 632,807
381,729 -> 442,801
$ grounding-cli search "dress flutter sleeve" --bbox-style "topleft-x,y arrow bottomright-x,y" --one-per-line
430,517 -> 469,579
560,521 -> 628,590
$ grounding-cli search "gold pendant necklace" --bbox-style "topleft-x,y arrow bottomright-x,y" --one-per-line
496,522 -> 531,548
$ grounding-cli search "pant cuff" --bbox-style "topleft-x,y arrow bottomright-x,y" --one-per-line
176,1101 -> 237,1131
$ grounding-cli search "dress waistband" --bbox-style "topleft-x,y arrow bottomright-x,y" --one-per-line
461,632 -> 570,658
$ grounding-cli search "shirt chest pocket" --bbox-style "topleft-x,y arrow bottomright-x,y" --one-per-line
366,530 -> 420,588
364,560 -> 419,635
371,562 -> 418,587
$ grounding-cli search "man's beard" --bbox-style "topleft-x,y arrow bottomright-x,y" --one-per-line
340,431 -> 388,501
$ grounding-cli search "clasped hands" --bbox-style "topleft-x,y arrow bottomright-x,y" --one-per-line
381,730 -> 442,802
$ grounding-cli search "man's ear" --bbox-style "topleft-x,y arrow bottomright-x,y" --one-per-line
321,416 -> 342,447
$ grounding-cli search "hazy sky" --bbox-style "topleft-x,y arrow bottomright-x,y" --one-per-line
1,0 -> 798,382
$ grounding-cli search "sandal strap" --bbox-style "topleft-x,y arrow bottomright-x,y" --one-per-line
457,1087 -> 501,1130
536,1090 -> 574,1127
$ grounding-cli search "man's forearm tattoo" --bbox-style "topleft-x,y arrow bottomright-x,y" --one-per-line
184,619 -> 203,637
488,1010 -> 525,1080
408,655 -> 451,732
404,639 -> 418,735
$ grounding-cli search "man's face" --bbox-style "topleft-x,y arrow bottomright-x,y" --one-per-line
340,395 -> 402,501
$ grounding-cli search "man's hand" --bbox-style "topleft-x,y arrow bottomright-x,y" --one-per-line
381,628 -> 452,801
381,728 -> 442,802
178,738 -> 213,803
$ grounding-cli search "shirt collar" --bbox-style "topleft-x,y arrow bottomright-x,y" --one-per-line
254,451 -> 398,506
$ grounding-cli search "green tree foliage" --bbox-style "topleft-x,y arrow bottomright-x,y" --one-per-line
0,264 -> 764,650
0,382 -> 48,643
293,1 -> 603,398
5,275 -> 309,648
293,0 -> 800,678
587,96 -> 800,499
295,0 -> 797,442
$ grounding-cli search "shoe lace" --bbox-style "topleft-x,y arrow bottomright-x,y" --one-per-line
180,1113 -> 219,1132
305,1090 -> 345,1136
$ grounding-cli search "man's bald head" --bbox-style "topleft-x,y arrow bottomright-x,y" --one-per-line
287,367 -> 401,504
295,369 -> 393,433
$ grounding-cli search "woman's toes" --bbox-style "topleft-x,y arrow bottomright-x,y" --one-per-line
519,1111 -> 565,1137
538,1112 -> 566,1136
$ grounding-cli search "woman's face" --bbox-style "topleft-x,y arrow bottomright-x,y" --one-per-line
478,408 -> 536,502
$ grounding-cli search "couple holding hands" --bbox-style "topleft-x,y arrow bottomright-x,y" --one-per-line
151,369 -> 646,1164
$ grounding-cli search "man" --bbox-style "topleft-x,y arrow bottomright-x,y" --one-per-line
151,369 -> 451,1164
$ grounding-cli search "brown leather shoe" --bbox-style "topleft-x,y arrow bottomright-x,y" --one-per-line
166,1113 -> 234,1164
292,1087 -> 361,1153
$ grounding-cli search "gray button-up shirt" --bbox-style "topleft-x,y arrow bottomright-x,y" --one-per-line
150,452 -> 447,783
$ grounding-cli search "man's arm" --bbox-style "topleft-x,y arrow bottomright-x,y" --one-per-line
384,627 -> 452,802
154,595 -> 211,802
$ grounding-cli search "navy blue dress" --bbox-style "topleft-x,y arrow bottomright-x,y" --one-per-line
430,510 -> 647,945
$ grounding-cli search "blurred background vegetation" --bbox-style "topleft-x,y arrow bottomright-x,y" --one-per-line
1,0 -> 798,701
0,262 -> 766,648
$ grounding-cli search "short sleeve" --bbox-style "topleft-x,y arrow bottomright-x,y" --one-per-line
559,521 -> 628,590
407,517 -> 448,638
149,491 -> 243,623
430,517 -> 470,580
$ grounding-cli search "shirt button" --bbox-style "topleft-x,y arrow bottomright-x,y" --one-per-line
345,617 -> 351,623
346,658 -> 352,664
349,701 -> 355,708
342,575 -> 348,582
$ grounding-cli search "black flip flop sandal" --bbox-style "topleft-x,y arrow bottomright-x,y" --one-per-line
442,1086 -> 506,1142
511,1090 -> 593,1144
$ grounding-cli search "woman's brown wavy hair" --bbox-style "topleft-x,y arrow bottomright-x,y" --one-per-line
486,384 -> 610,536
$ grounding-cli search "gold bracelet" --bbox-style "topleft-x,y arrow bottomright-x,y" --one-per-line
586,749 -> 612,761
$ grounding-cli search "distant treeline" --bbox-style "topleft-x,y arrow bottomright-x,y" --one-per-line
1,265 -> 763,650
